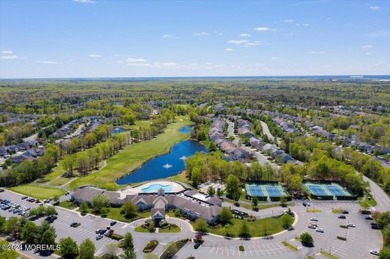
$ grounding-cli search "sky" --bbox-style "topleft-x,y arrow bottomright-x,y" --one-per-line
0,0 -> 389,78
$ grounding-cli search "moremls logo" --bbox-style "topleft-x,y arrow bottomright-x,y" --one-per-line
1,244 -> 61,251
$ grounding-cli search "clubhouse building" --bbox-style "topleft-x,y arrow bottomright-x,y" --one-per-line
71,181 -> 222,224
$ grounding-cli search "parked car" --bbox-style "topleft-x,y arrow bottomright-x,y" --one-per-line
110,221 -> 117,226
365,216 -> 373,220
70,222 -> 80,228
310,217 -> 318,221
288,226 -> 294,231
316,228 -> 324,233
347,223 -> 356,228
308,225 -> 317,229
370,250 -> 380,256
96,234 -> 103,240
0,189 -> 4,192
371,223 -> 381,229
338,215 -> 346,219
21,196 -> 28,200
341,210 -> 349,214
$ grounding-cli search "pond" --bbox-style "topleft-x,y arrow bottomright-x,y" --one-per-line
116,139 -> 208,184
111,127 -> 127,134
178,125 -> 191,134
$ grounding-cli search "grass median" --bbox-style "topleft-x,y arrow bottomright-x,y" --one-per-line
68,117 -> 191,190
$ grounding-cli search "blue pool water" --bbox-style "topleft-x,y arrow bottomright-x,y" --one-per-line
141,183 -> 173,193
116,139 -> 208,184
112,127 -> 126,134
179,125 -> 191,134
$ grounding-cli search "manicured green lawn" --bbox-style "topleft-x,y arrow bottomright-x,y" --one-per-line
68,117 -> 191,190
159,224 -> 181,233
197,215 -> 293,237
9,185 -> 65,199
77,206 -> 152,222
58,200 -> 77,210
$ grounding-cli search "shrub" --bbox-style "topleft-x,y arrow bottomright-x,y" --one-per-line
337,236 -> 347,241
143,240 -> 159,253
239,245 -> 245,251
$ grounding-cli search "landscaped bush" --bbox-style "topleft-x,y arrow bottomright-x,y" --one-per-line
337,236 -> 347,241
339,225 -> 348,228
239,245 -> 245,251
160,239 -> 189,259
111,233 -> 124,241
143,240 -> 159,253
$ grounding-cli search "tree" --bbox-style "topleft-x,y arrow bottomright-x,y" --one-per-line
92,194 -> 110,213
239,221 -> 250,238
194,218 -> 208,233
218,207 -> 232,225
281,214 -> 292,229
79,239 -> 95,259
251,196 -> 258,211
63,155 -> 76,176
0,239 -> 18,259
46,206 -> 57,216
59,237 -> 79,259
103,243 -> 118,259
377,211 -> 390,229
207,186 -> 215,196
40,228 -> 57,250
21,221 -> 39,244
279,196 -> 287,207
121,200 -> 138,218
300,232 -> 313,246
119,248 -> 136,259
216,188 -> 224,198
79,201 -> 89,213
122,232 -> 134,250
225,174 -> 240,198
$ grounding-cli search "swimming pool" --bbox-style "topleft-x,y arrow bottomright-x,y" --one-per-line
141,183 -> 173,193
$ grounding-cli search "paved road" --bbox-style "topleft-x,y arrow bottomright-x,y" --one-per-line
363,175 -> 390,212
260,121 -> 275,142
240,145 -> 279,171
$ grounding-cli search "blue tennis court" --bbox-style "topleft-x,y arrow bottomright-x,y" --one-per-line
245,183 -> 288,198
304,183 -> 353,199
326,184 -> 351,196
266,186 -> 281,197
307,185 -> 328,196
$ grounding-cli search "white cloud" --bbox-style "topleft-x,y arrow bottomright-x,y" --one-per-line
366,30 -> 390,38
240,33 -> 250,37
225,48 -> 234,52
89,54 -> 102,58
193,32 -> 209,37
309,51 -> 325,55
370,6 -> 380,10
283,19 -> 294,23
296,23 -> 310,27
227,40 -> 248,45
361,45 -> 373,49
1,55 -> 18,60
37,60 -> 62,64
254,27 -> 270,31
271,57 -> 281,60
127,58 -> 147,63
244,41 -> 261,47
1,50 -> 13,54
73,0 -> 95,3
162,34 -> 177,39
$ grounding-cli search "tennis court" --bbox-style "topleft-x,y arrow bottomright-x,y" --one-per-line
245,183 -> 288,200
304,183 -> 352,200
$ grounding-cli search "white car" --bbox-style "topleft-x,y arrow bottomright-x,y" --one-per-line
347,223 -> 356,228
316,228 -> 324,233
310,217 -> 318,221
370,250 -> 380,256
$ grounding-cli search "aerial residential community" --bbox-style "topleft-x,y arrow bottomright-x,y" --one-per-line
1,1 -> 390,259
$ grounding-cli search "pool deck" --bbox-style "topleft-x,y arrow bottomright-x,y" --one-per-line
119,181 -> 185,198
